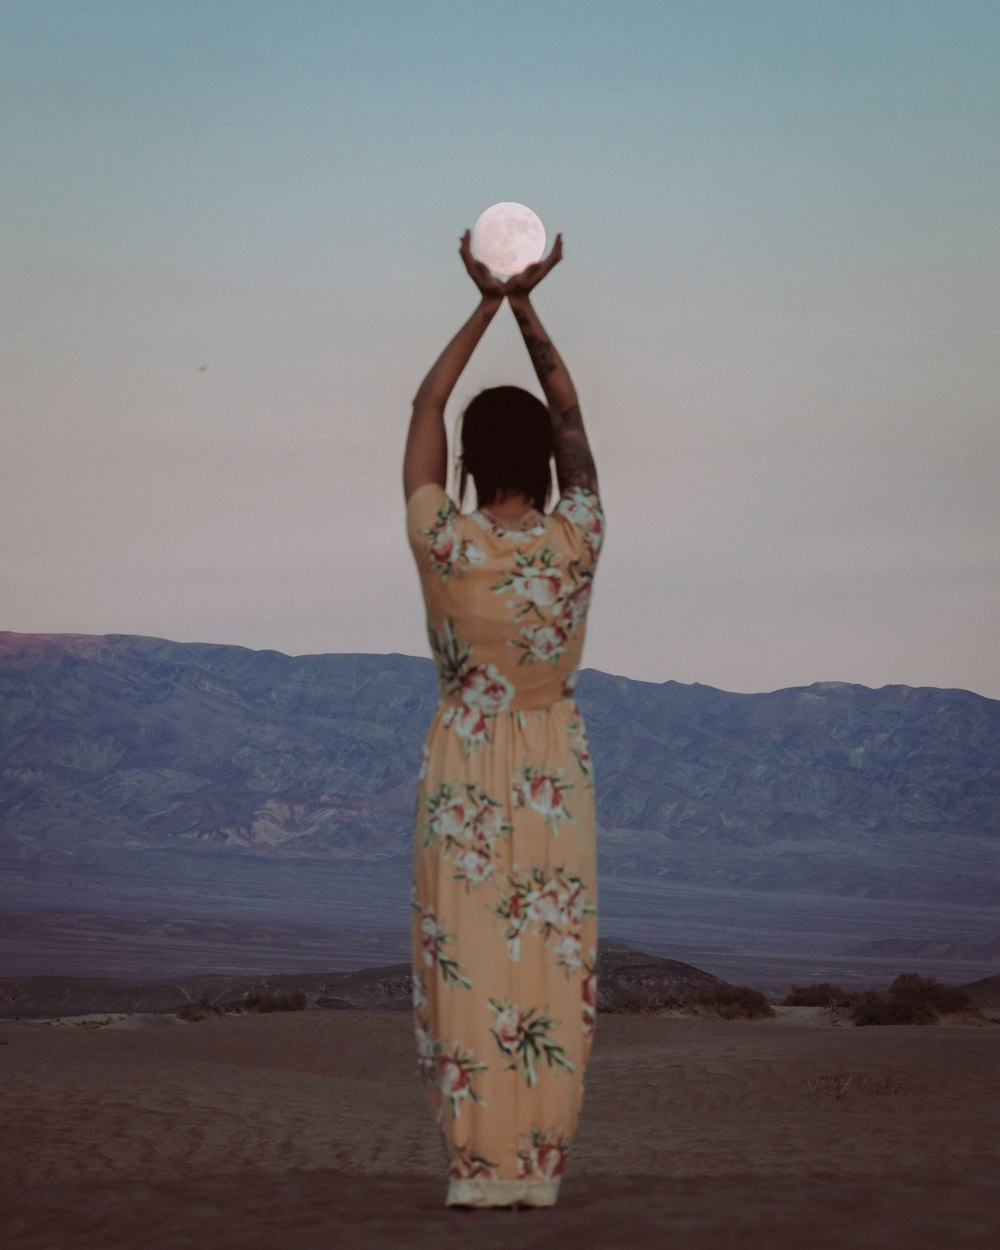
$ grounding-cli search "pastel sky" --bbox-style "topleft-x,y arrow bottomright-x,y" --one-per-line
4,1 -> 998,697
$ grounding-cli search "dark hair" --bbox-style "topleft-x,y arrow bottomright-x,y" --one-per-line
457,385 -> 555,512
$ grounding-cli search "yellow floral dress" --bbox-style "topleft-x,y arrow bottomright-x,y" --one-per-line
405,481 -> 605,1208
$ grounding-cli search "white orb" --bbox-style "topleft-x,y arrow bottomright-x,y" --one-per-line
471,202 -> 546,277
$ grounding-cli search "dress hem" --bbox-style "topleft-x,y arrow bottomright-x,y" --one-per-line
446,1176 -> 561,1207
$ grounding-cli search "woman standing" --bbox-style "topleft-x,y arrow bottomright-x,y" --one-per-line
403,229 -> 604,1209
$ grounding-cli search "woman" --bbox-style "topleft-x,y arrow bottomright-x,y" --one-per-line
403,228 -> 604,1210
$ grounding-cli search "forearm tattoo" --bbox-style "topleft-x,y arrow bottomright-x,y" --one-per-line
513,306 -> 597,493
553,403 -> 598,492
513,308 -> 557,379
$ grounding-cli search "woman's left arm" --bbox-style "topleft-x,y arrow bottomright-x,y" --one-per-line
403,232 -> 505,501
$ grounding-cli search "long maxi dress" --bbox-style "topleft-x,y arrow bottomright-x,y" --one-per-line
405,480 -> 606,1209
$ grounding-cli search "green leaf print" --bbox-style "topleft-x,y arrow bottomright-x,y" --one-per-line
419,502 -> 485,580
492,864 -> 596,973
511,620 -> 569,667
428,618 -> 472,694
434,1038 -> 490,1119
427,619 -> 514,757
491,547 -> 566,624
415,901 -> 472,989
449,1142 -> 501,1182
487,997 -> 575,1088
489,542 -> 595,672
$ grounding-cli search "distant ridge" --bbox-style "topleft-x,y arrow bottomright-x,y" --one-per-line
2,631 -> 999,904
0,938 -> 734,1019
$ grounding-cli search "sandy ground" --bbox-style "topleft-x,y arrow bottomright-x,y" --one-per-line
3,1005 -> 999,1249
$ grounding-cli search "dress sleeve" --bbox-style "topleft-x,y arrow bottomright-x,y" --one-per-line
406,482 -> 458,574
553,485 -> 606,570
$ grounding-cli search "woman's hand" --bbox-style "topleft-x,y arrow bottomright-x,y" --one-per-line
459,229 -> 506,301
503,233 -> 563,299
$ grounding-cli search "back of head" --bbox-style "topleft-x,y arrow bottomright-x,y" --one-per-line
458,385 -> 555,512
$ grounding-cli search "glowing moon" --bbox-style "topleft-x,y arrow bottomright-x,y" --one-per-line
471,202 -> 546,277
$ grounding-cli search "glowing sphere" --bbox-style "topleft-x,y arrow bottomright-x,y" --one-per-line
471,202 -> 546,277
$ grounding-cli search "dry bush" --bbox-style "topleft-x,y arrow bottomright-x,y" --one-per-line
175,990 -> 225,1022
600,982 -> 776,1018
599,987 -> 681,1014
244,987 -> 308,1013
851,973 -> 972,1026
784,982 -> 851,1008
687,983 -> 775,1019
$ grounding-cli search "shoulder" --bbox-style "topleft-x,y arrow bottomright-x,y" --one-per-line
406,482 -> 455,535
406,484 -> 486,577
552,486 -> 605,564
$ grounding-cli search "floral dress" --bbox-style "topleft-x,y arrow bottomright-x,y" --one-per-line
405,480 -> 605,1208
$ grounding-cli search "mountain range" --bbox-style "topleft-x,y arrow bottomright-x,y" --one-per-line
2,630 -> 998,907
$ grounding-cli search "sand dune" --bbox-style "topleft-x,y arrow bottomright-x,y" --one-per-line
3,1007 -> 999,1248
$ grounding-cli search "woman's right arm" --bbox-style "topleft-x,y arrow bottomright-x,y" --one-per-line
505,237 -> 598,495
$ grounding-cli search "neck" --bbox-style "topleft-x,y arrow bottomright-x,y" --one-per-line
480,492 -> 534,520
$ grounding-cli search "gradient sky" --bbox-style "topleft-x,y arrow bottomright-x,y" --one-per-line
4,0 -> 999,697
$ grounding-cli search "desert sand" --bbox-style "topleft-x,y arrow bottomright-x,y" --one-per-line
3,1005 -> 999,1249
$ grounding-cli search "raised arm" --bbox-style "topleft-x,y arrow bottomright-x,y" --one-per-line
403,232 -> 505,502
505,235 -> 598,496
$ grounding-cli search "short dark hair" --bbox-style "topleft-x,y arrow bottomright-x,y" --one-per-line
457,385 -> 555,512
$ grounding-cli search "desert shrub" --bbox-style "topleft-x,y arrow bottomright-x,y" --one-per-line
688,983 -> 774,1019
244,987 -> 308,1013
850,989 -> 930,1026
175,990 -> 224,1022
850,974 -> 972,1026
599,987 -> 680,1014
888,972 -> 970,1015
784,982 -> 849,1008
599,982 -> 774,1018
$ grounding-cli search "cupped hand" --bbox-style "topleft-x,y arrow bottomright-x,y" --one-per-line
459,229 -> 506,300
503,233 -> 563,298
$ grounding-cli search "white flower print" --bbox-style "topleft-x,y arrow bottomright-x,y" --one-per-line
424,782 -> 512,890
433,1042 -> 489,1118
517,1127 -> 570,1182
492,1003 -> 522,1053
510,565 -> 565,608
492,865 -> 596,975
472,800 -> 505,842
458,664 -> 514,714
557,576 -> 593,632
514,764 -> 574,833
419,909 -> 441,968
519,622 -> 568,665
418,903 -> 472,989
427,790 -> 471,845
456,845 -> 493,884
530,878 -> 569,927
438,662 -> 514,755
442,703 -> 490,755
554,932 -> 583,970
566,718 -> 592,776
420,504 -> 484,579
556,488 -> 605,561
487,997 -> 574,1086
414,1018 -> 436,1082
